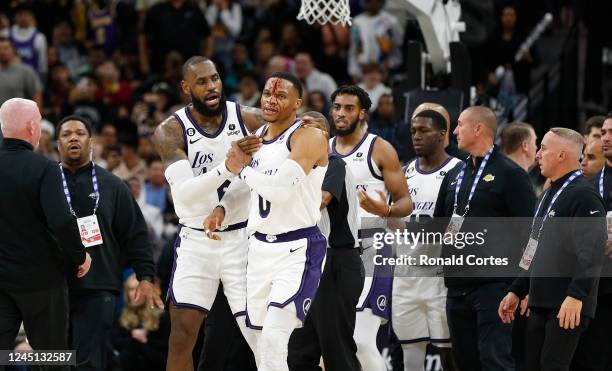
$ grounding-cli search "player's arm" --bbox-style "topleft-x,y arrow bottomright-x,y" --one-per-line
364,137 -> 412,217
236,127 -> 328,203
240,106 -> 266,133
152,116 -> 233,202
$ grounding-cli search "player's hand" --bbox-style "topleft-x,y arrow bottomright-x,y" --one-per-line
226,142 -> 251,174
498,292 -> 519,324
134,280 -> 165,310
557,296 -> 582,329
237,135 -> 262,155
203,206 -> 225,240
131,328 -> 148,343
519,294 -> 530,317
77,252 -> 92,278
357,189 -> 390,217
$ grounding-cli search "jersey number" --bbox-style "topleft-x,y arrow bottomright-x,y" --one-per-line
217,180 -> 231,200
258,196 -> 271,218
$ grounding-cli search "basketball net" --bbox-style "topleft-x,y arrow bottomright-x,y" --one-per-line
297,0 -> 352,26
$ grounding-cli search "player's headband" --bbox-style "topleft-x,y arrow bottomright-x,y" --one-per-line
412,109 -> 448,130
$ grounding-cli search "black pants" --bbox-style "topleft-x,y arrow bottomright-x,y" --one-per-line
0,285 -> 70,371
525,308 -> 589,371
198,287 -> 256,371
570,293 -> 612,371
288,248 -> 365,371
69,290 -> 116,371
446,282 -> 515,371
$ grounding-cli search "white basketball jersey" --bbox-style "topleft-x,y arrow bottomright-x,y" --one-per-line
172,102 -> 250,228
405,156 -> 462,219
330,133 -> 389,225
247,121 -> 327,235
403,156 -> 461,260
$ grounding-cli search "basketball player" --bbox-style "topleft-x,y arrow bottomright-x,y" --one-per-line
393,107 -> 461,371
221,72 -> 329,371
151,56 -> 264,371
329,85 -> 412,371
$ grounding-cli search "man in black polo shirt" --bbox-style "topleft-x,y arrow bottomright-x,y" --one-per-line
288,111 -> 365,371
433,106 -> 536,371
56,115 -> 163,371
500,127 -> 606,371
571,114 -> 612,371
0,99 -> 90,360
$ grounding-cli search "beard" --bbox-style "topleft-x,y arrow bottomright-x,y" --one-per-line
191,91 -> 226,117
334,117 -> 360,137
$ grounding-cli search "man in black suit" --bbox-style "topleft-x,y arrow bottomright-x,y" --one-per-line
0,98 -> 91,358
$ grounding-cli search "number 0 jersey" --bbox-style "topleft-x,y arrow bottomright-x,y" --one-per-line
246,121 -> 327,235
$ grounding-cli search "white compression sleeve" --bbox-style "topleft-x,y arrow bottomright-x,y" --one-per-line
165,160 -> 233,204
238,159 -> 306,203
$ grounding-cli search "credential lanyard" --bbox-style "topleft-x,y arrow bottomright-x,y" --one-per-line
531,170 -> 581,240
453,146 -> 494,216
59,163 -> 100,218
599,167 -> 605,198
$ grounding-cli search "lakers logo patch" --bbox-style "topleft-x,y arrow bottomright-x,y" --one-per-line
483,174 -> 495,182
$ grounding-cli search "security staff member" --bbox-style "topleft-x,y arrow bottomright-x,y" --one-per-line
571,115 -> 612,371
433,106 -> 536,371
500,128 -> 606,371
56,115 -> 163,371
288,112 -> 365,371
0,99 -> 91,357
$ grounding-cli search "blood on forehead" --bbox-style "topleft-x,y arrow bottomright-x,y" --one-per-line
270,78 -> 283,95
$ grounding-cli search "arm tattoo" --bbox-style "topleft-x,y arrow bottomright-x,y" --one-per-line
152,117 -> 188,168
240,106 -> 266,132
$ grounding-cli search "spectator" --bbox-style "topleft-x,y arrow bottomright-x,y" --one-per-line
101,123 -> 119,151
2,3 -> 47,78
112,273 -> 169,371
51,21 -> 86,79
69,75 -> 109,132
114,138 -> 146,180
204,0 -> 242,68
295,52 -> 337,100
580,140 -> 605,178
486,5 -> 536,95
278,22 -> 303,58
138,135 -> 157,163
43,63 -> 73,122
305,90 -> 330,118
231,71 -> 260,107
104,144 -> 122,172
127,176 -> 165,243
500,122 -> 538,172
143,157 -> 168,213
224,43 -> 254,93
583,115 -> 605,144
0,36 -> 42,107
265,54 -> 294,80
95,60 -> 134,110
140,0 -> 211,74
253,39 -> 276,78
87,0 -> 119,57
367,93 -> 400,149
319,23 -> 351,83
348,0 -> 403,80
34,119 -> 58,161
357,63 -> 391,112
